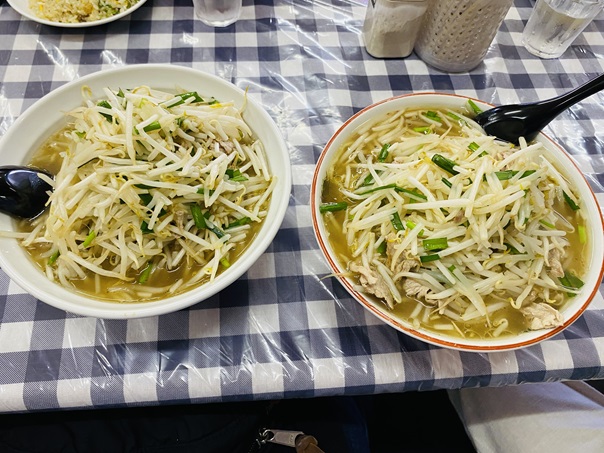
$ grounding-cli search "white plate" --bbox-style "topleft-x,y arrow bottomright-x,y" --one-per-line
0,64 -> 292,319
7,0 -> 148,28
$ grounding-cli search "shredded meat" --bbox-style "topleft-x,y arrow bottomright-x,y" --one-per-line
403,279 -> 436,306
386,233 -> 419,274
520,303 -> 564,331
174,209 -> 187,230
220,141 -> 235,154
349,262 -> 394,309
548,248 -> 565,278
452,211 -> 465,224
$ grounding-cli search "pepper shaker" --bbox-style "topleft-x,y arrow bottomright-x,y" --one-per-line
414,0 -> 514,72
363,0 -> 428,59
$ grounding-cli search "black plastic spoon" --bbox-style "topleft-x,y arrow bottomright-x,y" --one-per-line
474,73 -> 604,145
0,166 -> 53,219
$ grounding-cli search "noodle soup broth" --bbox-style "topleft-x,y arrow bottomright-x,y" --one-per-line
17,86 -> 274,303
318,102 -> 590,343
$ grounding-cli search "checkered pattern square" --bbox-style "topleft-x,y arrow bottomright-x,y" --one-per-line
0,0 -> 602,412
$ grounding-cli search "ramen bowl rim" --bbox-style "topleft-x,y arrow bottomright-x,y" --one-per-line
0,64 -> 292,319
311,91 -> 604,352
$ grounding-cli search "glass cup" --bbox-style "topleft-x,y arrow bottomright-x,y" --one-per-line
193,0 -> 242,27
522,0 -> 604,59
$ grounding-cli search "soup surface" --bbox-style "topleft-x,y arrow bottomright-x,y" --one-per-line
16,86 -> 274,302
320,103 -> 588,340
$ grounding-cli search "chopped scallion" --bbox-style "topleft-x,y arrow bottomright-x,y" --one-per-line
141,221 -> 152,234
420,254 -> 440,263
48,250 -> 60,265
190,204 -> 206,230
96,100 -> 113,122
432,154 -> 459,175
391,212 -> 404,231
319,202 -> 348,213
138,262 -> 154,284
171,91 -> 204,107
539,219 -> 556,229
378,143 -> 391,162
578,225 -> 587,244
82,231 -> 96,248
422,237 -> 448,251
563,191 -> 580,211
559,270 -> 584,291
468,99 -> 482,115
142,121 -> 161,132
226,168 -> 248,182
425,111 -> 441,122
225,217 -> 252,229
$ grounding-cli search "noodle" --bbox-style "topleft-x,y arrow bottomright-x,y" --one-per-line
6,86 -> 274,302
320,104 -> 588,339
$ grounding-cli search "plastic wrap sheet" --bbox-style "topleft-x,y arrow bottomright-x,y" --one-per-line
0,0 -> 603,413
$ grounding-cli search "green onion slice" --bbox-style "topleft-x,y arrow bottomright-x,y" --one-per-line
420,254 -> 440,263
141,221 -> 153,234
190,203 -> 206,230
138,262 -> 154,284
171,91 -> 204,107
225,217 -> 252,229
320,202 -> 348,213
97,100 -> 113,122
391,212 -> 405,231
377,143 -> 391,162
432,154 -> 459,175
563,191 -> 580,211
468,142 -> 480,152
578,225 -> 587,244
48,250 -> 60,265
468,99 -> 482,115
539,219 -> 556,229
226,168 -> 248,182
82,231 -> 96,248
425,111 -> 441,122
423,237 -> 448,251
559,270 -> 584,290
142,121 -> 161,132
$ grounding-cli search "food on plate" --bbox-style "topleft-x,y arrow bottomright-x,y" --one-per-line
320,103 -> 588,339
8,85 -> 275,302
29,0 -> 139,23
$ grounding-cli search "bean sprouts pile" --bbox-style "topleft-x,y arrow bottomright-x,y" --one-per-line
321,103 -> 587,338
14,85 -> 275,301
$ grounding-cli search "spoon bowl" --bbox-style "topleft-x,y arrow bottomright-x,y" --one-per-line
0,166 -> 53,219
475,73 -> 604,144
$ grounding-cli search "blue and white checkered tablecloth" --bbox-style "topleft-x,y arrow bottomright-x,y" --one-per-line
0,0 -> 603,413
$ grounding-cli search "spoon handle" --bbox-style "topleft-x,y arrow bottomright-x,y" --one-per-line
538,73 -> 604,115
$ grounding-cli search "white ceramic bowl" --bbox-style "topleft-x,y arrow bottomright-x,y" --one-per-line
7,0 -> 148,28
311,92 -> 604,352
0,64 -> 291,319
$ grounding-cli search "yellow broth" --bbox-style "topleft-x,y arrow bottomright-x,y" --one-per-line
19,124 -> 266,303
320,106 -> 588,339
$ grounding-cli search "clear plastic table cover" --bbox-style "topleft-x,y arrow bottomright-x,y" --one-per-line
0,0 -> 603,412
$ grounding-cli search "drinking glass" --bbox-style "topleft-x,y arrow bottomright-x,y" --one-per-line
193,0 -> 242,27
522,0 -> 604,59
